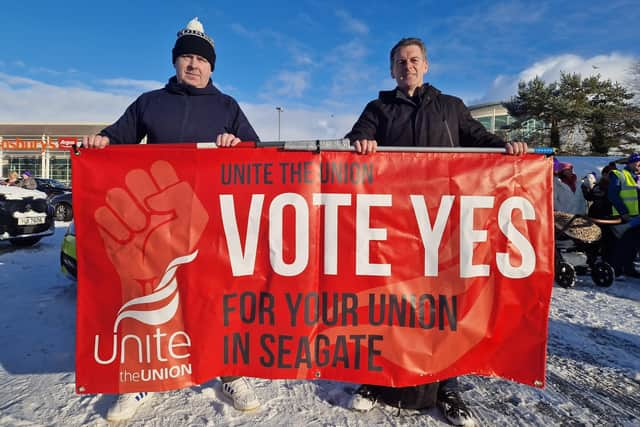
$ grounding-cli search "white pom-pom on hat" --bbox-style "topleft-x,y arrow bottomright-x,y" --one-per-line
186,17 -> 204,33
176,16 -> 214,48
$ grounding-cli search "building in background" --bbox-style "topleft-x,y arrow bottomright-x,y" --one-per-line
469,102 -> 545,143
469,102 -> 513,137
0,124 -> 106,185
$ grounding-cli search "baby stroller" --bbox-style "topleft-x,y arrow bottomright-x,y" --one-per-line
554,212 -> 615,288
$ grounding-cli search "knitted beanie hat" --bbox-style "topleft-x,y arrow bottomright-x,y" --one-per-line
553,159 -> 573,174
172,17 -> 216,69
627,153 -> 640,163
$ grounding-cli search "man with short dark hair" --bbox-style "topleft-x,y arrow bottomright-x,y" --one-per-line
350,37 -> 525,155
82,17 -> 261,422
346,36 -> 527,426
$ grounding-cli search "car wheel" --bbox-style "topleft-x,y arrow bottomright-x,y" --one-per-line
55,203 -> 73,221
10,237 -> 42,247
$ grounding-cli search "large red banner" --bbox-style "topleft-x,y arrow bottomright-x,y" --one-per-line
74,145 -> 554,394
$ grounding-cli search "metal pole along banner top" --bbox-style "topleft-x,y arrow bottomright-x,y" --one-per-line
73,144 -> 554,394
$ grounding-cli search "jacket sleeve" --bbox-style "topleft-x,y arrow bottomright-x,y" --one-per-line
229,101 -> 260,143
345,101 -> 379,143
456,99 -> 505,148
100,97 -> 147,145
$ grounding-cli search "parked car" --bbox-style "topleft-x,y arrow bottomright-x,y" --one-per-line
60,221 -> 77,280
35,178 -> 71,196
49,191 -> 73,221
0,186 -> 55,246
33,178 -> 73,221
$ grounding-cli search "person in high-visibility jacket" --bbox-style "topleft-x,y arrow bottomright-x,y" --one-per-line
607,152 -> 640,277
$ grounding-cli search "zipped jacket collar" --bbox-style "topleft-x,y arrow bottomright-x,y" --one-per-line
379,84 -> 441,107
165,76 -> 221,96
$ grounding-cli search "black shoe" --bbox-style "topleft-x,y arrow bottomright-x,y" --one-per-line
349,385 -> 377,411
436,389 -> 475,426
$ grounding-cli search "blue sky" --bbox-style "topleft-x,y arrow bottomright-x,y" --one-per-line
1,0 -> 638,141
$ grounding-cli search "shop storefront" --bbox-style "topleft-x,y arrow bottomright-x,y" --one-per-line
0,124 -> 106,185
1,137 -> 75,184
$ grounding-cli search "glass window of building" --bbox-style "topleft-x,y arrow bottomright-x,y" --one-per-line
6,155 -> 41,177
50,156 -> 71,185
477,117 -> 493,131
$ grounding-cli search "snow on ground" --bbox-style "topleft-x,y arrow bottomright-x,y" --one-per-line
1,155 -> 640,426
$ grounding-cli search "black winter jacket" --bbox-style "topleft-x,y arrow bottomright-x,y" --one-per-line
346,84 -> 504,148
101,77 -> 259,144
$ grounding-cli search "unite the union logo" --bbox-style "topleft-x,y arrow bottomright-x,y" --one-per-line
90,160 -> 210,384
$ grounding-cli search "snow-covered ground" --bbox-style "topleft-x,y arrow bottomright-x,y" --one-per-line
1,155 -> 639,426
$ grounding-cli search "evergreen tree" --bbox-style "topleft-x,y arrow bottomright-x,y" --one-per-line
504,77 -> 562,148
629,60 -> 640,101
506,73 -> 638,154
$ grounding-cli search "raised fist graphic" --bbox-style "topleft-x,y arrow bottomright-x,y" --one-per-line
95,160 -> 209,296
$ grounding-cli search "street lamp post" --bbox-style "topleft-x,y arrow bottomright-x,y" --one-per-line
276,106 -> 283,141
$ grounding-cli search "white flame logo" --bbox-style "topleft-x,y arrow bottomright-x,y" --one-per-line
112,250 -> 198,332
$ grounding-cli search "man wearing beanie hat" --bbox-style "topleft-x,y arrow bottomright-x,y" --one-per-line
607,152 -> 640,278
83,17 -> 258,149
82,17 -> 262,422
172,17 -> 216,74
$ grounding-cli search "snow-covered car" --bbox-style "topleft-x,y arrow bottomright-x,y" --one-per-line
60,220 -> 76,280
0,186 -> 55,246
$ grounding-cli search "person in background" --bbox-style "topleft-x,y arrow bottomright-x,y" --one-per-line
581,171 -> 597,199
582,161 -> 617,219
82,17 -> 261,422
607,153 -> 640,278
17,170 -> 37,190
553,161 -> 587,214
2,171 -> 19,186
346,36 -> 527,427
581,162 -> 618,265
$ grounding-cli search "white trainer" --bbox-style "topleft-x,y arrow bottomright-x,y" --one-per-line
106,391 -> 153,422
221,378 -> 260,411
